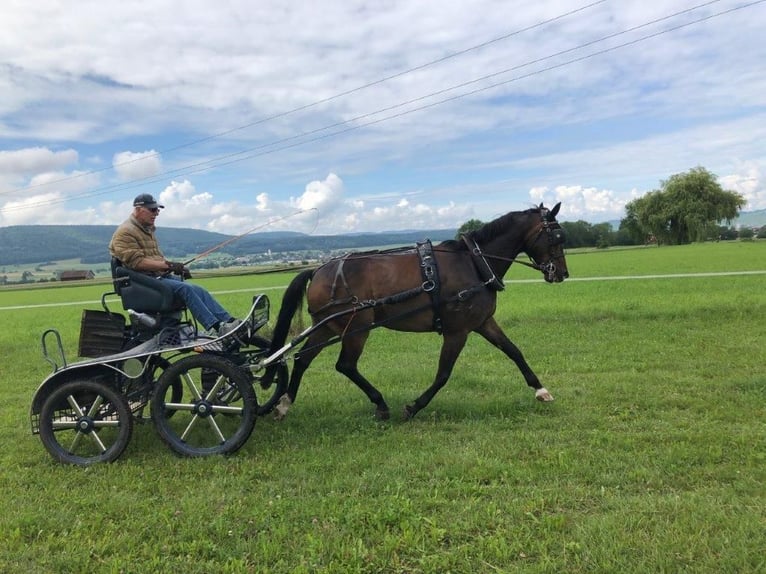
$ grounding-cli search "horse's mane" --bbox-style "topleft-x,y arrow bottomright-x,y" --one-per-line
467,207 -> 539,246
435,207 -> 540,252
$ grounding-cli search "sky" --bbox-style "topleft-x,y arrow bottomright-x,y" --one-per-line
1,0 -> 765,236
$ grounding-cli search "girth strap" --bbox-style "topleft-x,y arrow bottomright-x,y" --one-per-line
417,239 -> 443,334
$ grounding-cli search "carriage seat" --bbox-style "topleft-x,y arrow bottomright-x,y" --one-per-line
110,257 -> 185,315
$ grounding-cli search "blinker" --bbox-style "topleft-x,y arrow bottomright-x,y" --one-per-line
548,227 -> 565,246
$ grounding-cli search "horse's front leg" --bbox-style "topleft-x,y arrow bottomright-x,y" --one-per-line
475,317 -> 554,402
274,327 -> 330,421
404,331 -> 468,419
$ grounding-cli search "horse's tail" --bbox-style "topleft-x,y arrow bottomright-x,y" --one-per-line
268,268 -> 315,354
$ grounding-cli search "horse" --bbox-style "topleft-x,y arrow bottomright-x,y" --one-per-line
264,202 -> 569,420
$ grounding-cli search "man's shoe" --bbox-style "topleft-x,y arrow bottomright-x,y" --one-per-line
217,318 -> 244,338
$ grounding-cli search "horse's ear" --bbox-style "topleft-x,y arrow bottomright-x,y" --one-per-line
550,202 -> 561,218
538,202 -> 544,210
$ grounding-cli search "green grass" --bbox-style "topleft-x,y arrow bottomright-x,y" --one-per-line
0,242 -> 764,573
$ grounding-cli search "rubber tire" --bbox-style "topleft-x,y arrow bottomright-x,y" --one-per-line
150,354 -> 257,458
39,379 -> 133,466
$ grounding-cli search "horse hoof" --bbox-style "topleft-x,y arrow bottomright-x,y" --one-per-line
535,388 -> 554,402
273,393 -> 293,420
375,408 -> 390,421
402,405 -> 416,420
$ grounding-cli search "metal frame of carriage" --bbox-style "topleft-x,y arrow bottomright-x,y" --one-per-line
29,262 -> 291,466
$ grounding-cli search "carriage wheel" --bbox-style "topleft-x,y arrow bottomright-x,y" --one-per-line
38,379 -> 133,465
246,335 -> 289,416
150,354 -> 257,457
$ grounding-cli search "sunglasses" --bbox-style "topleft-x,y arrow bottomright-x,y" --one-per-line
144,207 -> 160,214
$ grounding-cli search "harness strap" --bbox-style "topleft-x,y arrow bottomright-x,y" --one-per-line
460,234 -> 505,291
417,239 -> 443,334
329,254 -> 350,301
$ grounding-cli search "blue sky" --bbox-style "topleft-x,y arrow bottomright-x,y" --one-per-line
1,0 -> 764,235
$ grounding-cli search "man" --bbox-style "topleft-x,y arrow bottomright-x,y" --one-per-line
109,193 -> 241,337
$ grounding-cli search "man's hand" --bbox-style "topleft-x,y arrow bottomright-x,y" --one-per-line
165,261 -> 191,278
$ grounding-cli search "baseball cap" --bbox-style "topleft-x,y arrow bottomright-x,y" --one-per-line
133,194 -> 164,209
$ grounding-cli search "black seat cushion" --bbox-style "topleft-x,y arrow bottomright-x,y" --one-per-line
111,258 -> 184,314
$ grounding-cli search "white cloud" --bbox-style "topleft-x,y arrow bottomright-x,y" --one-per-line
719,161 -> 766,211
0,147 -> 78,176
112,150 -> 162,181
291,173 -> 344,214
0,1 -> 763,235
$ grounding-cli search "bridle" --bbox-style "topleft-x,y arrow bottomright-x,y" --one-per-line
471,211 -> 566,282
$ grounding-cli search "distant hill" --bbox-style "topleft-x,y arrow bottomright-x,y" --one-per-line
0,225 -> 457,266
734,209 -> 766,228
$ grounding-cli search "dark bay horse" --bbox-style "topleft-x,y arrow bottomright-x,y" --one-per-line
265,203 -> 568,420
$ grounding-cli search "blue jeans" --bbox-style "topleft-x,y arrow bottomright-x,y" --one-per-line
160,276 -> 233,331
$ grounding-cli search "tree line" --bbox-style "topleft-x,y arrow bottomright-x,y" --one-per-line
458,167 -> 759,248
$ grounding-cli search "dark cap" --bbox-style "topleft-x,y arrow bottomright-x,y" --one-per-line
133,194 -> 164,209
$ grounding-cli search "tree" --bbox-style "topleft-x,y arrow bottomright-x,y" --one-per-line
455,218 -> 484,239
621,167 -> 746,245
738,227 -> 755,240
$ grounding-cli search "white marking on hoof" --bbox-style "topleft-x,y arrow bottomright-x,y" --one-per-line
274,393 -> 293,420
535,388 -> 554,402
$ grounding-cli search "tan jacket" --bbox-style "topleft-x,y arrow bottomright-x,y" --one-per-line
109,216 -> 165,270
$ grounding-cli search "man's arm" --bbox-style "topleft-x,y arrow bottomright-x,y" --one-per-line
133,258 -> 172,273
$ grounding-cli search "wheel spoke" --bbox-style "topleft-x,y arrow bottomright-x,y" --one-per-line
162,402 -> 197,412
204,413 -> 226,444
68,431 -> 84,452
91,420 -> 122,428
66,394 -> 85,418
86,429 -> 108,453
181,371 -> 203,400
86,395 -> 105,418
179,414 -> 202,441
51,420 -> 79,430
210,405 -> 244,415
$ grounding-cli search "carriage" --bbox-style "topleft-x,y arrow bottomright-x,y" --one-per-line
30,203 -> 568,466
30,260 -> 289,466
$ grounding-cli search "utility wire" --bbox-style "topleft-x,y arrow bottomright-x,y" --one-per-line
5,0 -> 762,212
9,0 -> 607,195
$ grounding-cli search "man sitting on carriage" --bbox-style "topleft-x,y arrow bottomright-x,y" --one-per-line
109,193 -> 242,337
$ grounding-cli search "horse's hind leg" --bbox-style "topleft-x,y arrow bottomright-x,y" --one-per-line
404,331 -> 468,420
335,333 -> 391,420
475,317 -> 553,402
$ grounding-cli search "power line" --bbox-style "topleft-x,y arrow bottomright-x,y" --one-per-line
5,0 -> 762,212
8,0 -> 608,196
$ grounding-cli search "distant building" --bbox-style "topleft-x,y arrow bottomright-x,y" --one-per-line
59,270 -> 95,281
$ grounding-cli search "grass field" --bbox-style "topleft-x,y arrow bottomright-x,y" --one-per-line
1,242 -> 764,573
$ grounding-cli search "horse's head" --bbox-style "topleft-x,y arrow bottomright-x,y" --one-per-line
523,202 -> 569,283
